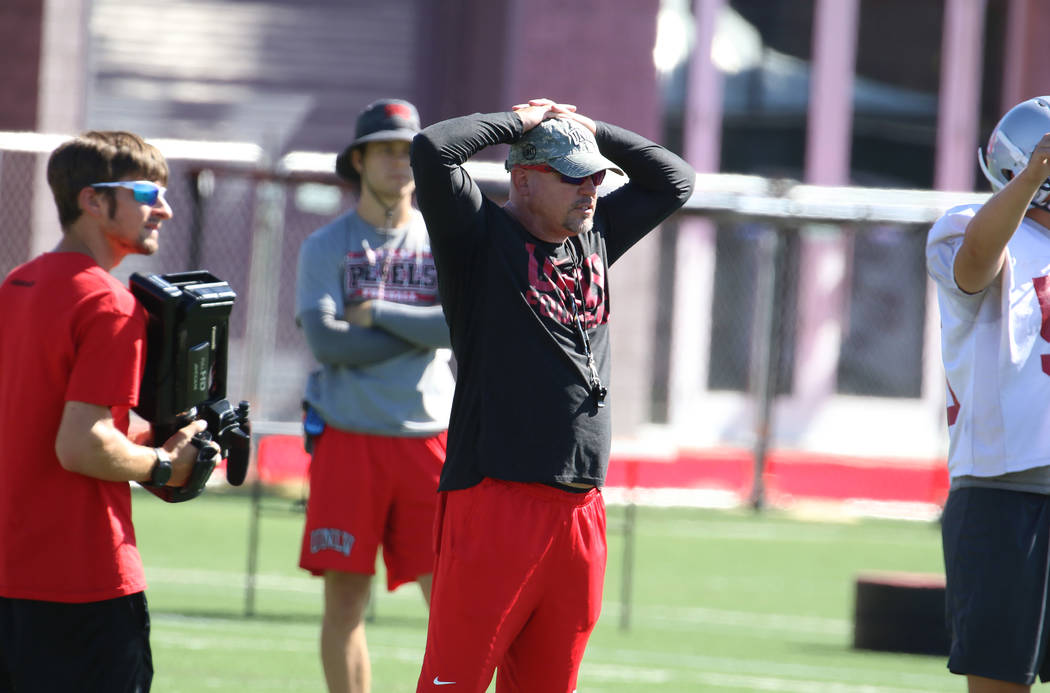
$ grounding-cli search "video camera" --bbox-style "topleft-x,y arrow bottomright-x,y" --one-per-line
130,271 -> 251,503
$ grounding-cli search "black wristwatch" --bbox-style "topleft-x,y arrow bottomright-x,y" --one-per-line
146,447 -> 172,487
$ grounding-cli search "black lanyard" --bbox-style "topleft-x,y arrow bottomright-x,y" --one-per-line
565,241 -> 607,408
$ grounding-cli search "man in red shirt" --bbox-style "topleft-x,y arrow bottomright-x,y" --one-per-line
0,131 -> 216,692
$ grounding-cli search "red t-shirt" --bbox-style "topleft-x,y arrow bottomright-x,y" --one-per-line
0,252 -> 148,602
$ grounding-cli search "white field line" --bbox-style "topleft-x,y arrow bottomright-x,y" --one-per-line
137,483 -> 939,521
625,516 -> 939,545
147,566 -> 321,595
152,626 -> 422,662
153,595 -> 848,640
627,522 -> 886,543
153,612 -> 319,637
151,617 -> 950,693
603,486 -> 742,509
602,487 -> 942,522
149,566 -> 847,638
649,671 -> 947,693
581,644 -> 950,690
151,670 -> 949,693
623,604 -> 849,636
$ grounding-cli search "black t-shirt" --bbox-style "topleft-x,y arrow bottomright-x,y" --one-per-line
411,112 -> 694,491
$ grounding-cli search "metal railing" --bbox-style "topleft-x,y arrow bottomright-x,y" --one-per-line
0,133 -> 975,501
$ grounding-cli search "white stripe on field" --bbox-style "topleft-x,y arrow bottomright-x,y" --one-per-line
602,487 -> 942,522
152,628 -> 423,662
151,613 -> 951,692
582,644 -> 950,691
148,566 -> 847,638
147,566 -> 426,603
670,671 -> 945,693
146,566 -> 321,594
152,629 -> 947,693
631,604 -> 849,636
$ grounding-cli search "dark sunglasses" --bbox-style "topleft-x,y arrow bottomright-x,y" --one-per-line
90,180 -> 167,205
517,164 -> 606,187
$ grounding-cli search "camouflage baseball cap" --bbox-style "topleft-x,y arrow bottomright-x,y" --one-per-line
505,117 -> 623,178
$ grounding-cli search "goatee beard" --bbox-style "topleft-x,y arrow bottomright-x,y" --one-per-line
564,218 -> 593,236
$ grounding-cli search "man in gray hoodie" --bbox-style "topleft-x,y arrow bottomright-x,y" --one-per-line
295,99 -> 453,693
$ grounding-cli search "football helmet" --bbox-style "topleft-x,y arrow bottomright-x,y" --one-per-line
978,96 -> 1050,208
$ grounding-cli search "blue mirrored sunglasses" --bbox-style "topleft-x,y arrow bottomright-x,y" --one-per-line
90,180 -> 167,205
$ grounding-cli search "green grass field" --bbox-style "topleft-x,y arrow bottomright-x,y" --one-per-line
132,489 -> 958,692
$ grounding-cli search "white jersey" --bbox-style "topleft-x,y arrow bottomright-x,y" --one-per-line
927,203 -> 1050,478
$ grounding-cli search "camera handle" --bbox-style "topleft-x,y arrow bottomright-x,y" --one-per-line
221,401 -> 251,486
140,434 -> 218,503
139,399 -> 252,503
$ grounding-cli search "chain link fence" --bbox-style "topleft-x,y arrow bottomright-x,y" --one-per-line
1,133 -> 982,475
0,148 -> 41,275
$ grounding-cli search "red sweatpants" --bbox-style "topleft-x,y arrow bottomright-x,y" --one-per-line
416,477 -> 607,693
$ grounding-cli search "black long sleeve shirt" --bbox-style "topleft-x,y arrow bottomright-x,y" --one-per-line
411,111 -> 694,491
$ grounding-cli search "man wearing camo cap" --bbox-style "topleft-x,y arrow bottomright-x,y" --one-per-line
504,115 -> 625,179
410,99 -> 694,692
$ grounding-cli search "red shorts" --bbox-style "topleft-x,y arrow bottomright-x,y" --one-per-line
298,427 -> 446,591
416,478 -> 607,693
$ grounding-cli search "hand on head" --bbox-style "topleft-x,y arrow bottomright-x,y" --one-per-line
1029,133 -> 1050,171
512,98 -> 577,113
512,98 -> 596,135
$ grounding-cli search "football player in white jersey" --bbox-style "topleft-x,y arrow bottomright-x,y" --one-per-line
928,96 -> 1050,692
